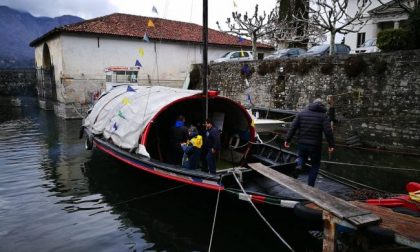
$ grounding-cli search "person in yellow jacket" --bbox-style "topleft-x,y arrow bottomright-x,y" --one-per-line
181,126 -> 203,170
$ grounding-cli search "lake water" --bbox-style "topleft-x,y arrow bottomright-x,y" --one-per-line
0,98 -> 419,252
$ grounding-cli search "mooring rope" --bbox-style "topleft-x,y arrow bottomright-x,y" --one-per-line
334,143 -> 420,157
278,114 -> 296,121
229,134 -> 279,150
111,184 -> 187,206
232,172 -> 295,252
251,134 -> 279,145
208,188 -> 221,252
319,169 -> 387,192
322,160 -> 420,172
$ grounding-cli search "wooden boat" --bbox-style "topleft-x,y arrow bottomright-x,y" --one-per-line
81,85 -> 360,209
247,109 -> 286,133
79,0 -> 381,213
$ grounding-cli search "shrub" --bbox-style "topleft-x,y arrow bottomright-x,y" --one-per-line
408,6 -> 420,49
296,58 -> 313,75
370,58 -> 387,75
257,62 -> 269,76
344,56 -> 366,78
257,61 -> 277,76
377,29 -> 410,52
189,64 -> 201,89
320,59 -> 334,75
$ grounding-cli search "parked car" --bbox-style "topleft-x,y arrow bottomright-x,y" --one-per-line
264,48 -> 306,60
211,51 -> 253,63
350,38 -> 380,54
299,44 -> 351,57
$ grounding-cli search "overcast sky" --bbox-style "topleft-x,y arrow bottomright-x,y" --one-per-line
1,0 -> 278,30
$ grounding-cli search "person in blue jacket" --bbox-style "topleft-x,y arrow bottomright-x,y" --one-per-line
181,126 -> 203,170
284,98 -> 335,186
204,119 -> 221,175
169,115 -> 189,165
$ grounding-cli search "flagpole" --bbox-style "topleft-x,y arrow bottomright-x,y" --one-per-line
202,0 -> 208,120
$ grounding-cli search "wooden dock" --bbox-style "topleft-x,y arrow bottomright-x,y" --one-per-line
248,163 -> 420,251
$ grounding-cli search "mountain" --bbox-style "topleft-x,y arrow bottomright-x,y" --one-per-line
0,6 -> 83,68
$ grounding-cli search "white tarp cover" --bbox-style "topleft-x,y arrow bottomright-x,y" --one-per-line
84,85 -> 201,149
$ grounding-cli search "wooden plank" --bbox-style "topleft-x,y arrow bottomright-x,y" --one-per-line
248,163 -> 381,227
352,201 -> 420,247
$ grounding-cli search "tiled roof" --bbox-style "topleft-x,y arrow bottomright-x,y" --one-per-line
30,13 -> 272,49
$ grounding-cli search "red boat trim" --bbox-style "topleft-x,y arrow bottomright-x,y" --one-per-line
95,139 -> 224,191
251,195 -> 266,204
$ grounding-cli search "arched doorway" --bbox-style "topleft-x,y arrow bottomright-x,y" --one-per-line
42,43 -> 52,69
38,43 -> 57,109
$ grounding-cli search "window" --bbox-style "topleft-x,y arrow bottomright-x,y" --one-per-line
230,52 -> 241,58
357,33 -> 366,48
240,52 -> 249,57
378,21 -> 394,31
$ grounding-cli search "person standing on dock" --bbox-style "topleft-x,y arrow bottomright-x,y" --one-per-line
284,98 -> 335,186
204,119 -> 221,175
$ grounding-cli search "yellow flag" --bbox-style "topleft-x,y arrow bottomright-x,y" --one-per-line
147,19 -> 155,28
233,0 -> 237,8
138,48 -> 144,57
122,97 -> 131,105
240,49 -> 244,57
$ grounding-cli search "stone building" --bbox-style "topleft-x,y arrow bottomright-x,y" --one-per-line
30,13 -> 272,119
345,0 -> 411,50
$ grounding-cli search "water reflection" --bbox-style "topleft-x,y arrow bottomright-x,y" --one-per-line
1,99 -> 418,252
0,101 -> 303,251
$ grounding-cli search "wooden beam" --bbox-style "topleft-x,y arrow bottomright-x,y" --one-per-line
248,163 -> 381,227
323,211 -> 337,252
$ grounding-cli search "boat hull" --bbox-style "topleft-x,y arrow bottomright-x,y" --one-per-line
92,136 -> 224,191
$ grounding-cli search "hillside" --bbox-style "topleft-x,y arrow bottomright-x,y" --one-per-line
0,6 -> 83,68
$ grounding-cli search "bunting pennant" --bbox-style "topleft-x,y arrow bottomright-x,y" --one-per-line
117,111 -> 126,119
113,122 -> 118,131
143,33 -> 150,42
241,64 -> 250,75
122,97 -> 131,105
135,59 -> 143,67
147,19 -> 155,28
152,6 -> 159,15
138,48 -> 144,57
127,85 -> 136,92
238,36 -> 244,43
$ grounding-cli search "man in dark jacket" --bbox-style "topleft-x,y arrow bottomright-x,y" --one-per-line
205,119 -> 221,175
169,115 -> 189,165
284,99 -> 335,186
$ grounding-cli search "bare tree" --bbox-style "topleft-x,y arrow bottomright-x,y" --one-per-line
295,0 -> 372,55
377,0 -> 419,13
217,5 -> 278,59
273,0 -> 328,48
274,0 -> 309,48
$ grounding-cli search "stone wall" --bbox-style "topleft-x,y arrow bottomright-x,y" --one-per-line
0,69 -> 37,96
208,50 -> 420,152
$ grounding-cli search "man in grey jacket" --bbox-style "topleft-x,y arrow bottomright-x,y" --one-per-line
284,98 -> 335,186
